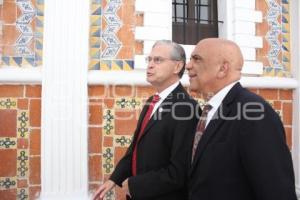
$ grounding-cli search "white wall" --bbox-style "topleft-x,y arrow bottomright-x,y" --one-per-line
290,0 -> 300,198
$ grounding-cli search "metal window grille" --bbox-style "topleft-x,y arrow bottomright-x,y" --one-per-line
172,0 -> 219,44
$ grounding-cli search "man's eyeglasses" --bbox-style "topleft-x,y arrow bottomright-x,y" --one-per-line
145,56 -> 179,64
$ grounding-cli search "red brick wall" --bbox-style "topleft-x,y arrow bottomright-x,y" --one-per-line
250,88 -> 293,148
88,85 -> 155,199
0,85 -> 41,200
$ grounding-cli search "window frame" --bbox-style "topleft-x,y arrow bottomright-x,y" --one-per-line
172,0 -> 219,45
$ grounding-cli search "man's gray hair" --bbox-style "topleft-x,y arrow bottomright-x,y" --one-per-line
152,40 -> 186,78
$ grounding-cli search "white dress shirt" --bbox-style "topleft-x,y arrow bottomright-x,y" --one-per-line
151,81 -> 180,116
205,81 -> 238,127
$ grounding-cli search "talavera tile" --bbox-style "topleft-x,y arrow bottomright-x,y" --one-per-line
263,0 -> 291,77
102,147 -> 114,174
0,177 -> 17,190
17,188 -> 29,200
0,138 -> 17,149
1,0 -> 44,67
89,0 -> 135,71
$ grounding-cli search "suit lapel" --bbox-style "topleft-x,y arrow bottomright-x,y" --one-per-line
132,98 -> 152,144
141,99 -> 172,136
138,84 -> 186,142
189,82 -> 243,175
136,98 -> 151,131
189,105 -> 231,174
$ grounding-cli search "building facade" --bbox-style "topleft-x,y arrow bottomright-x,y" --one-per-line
0,0 -> 299,199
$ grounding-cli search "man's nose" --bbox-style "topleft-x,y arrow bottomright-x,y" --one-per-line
147,63 -> 154,69
186,61 -> 192,70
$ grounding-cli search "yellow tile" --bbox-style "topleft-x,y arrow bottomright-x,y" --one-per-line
114,135 -> 132,147
90,15 -> 101,27
17,150 -> 29,177
0,137 -> 17,149
90,36 -> 100,47
36,27 -> 44,35
17,188 -> 29,199
91,4 -> 101,15
90,26 -> 100,37
102,147 -> 114,174
0,98 -> 17,109
100,62 -> 110,70
0,177 -> 17,190
123,61 -> 133,71
90,48 -> 100,59
89,60 -> 100,70
17,111 -> 29,139
111,61 -> 122,70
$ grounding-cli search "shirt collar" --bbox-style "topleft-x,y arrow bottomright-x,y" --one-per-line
207,81 -> 238,110
157,81 -> 180,101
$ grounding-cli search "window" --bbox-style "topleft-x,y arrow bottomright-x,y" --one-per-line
172,0 -> 219,45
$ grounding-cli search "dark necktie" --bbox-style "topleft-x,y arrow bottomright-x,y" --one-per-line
132,94 -> 160,176
191,104 -> 212,163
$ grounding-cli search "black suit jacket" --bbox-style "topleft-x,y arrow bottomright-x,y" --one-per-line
110,83 -> 199,200
188,82 -> 297,200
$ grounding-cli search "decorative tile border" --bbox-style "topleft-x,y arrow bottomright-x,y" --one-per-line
17,111 -> 29,138
17,188 -> 29,200
263,0 -> 291,77
114,135 -> 132,147
102,147 -> 114,174
281,0 -> 290,77
1,0 -> 44,67
17,150 -> 29,177
0,1 -> 2,65
103,109 -> 115,135
0,177 -> 17,190
89,0 -> 102,70
90,58 -> 134,70
101,0 -> 122,58
0,98 -> 17,109
0,137 -> 17,149
115,98 -> 142,109
0,94 -> 35,198
89,0 -> 135,70
15,0 -> 35,58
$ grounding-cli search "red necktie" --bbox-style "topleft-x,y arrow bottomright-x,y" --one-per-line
132,94 -> 160,176
191,104 -> 212,163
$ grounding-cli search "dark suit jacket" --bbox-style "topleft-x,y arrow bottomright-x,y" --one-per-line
110,83 -> 199,200
188,82 -> 297,200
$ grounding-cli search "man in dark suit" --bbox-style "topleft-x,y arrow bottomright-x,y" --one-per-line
186,38 -> 297,200
93,40 -> 198,200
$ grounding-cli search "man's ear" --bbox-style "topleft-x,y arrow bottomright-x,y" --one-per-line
174,61 -> 184,75
217,61 -> 229,78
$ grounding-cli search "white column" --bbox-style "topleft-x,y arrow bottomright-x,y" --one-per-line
218,0 -> 233,40
291,0 -> 300,198
41,0 -> 89,199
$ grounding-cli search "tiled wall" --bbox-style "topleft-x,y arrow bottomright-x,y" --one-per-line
0,0 -> 296,200
89,0 -> 136,70
88,85 -> 293,200
0,85 -> 294,200
0,0 -> 44,67
88,85 -> 155,199
0,85 -> 41,200
256,0 -> 291,77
